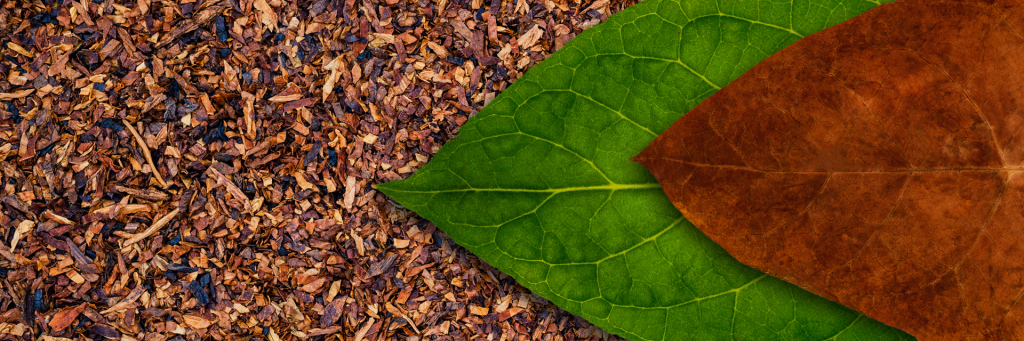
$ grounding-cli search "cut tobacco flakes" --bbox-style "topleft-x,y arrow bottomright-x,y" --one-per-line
635,0 -> 1024,339
0,0 -> 644,338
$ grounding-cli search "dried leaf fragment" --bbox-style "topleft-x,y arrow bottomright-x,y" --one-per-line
0,89 -> 34,100
121,208 -> 179,249
470,305 -> 489,316
517,25 -> 544,49
10,220 -> 33,252
353,318 -> 376,341
208,167 -> 252,212
155,1 -> 229,47
343,176 -> 357,210
48,303 -> 86,331
114,185 -> 170,201
42,211 -> 74,225
88,324 -> 121,339
122,119 -> 167,188
6,42 -> 33,57
322,55 -> 345,101
268,85 -> 303,102
253,0 -> 278,31
320,298 -> 344,326
100,286 -> 146,314
183,315 -> 213,329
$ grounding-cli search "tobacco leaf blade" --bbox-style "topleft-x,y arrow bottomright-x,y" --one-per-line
636,0 -> 1024,339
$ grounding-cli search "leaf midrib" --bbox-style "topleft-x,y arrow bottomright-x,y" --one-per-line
380,183 -> 661,193
658,158 -> 1024,173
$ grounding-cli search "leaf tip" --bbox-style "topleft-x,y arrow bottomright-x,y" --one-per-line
372,179 -> 401,198
629,145 -> 657,169
372,182 -> 390,195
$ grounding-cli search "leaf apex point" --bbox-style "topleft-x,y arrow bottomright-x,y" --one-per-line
629,153 -> 651,166
373,181 -> 393,192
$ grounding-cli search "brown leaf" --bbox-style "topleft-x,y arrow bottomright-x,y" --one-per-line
42,211 -> 75,225
300,277 -> 326,293
320,298 -> 345,326
517,25 -> 544,49
6,42 -> 33,57
9,220 -> 32,252
353,318 -> 376,341
1,196 -> 35,219
65,238 -> 99,274
114,185 -> 170,201
155,1 -> 229,47
88,324 -> 121,339
469,305 -> 489,316
0,89 -> 34,100
100,286 -> 147,314
499,307 -> 525,321
634,1 -> 1024,339
207,167 -> 252,212
256,305 -> 276,321
253,0 -> 279,31
451,20 -> 473,41
425,41 -> 449,59
268,84 -> 303,102
122,119 -> 167,188
343,176 -> 357,210
241,91 -> 257,138
182,315 -> 212,329
322,56 -> 345,101
120,208 -> 179,249
48,303 -> 86,331
308,325 -> 343,337
366,253 -> 397,277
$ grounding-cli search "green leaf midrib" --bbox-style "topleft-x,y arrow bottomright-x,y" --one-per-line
380,183 -> 661,194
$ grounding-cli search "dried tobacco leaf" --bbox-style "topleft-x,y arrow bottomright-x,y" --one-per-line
48,303 -> 86,331
0,0 -> 687,338
182,315 -> 213,329
88,324 -> 121,339
635,0 -> 1024,339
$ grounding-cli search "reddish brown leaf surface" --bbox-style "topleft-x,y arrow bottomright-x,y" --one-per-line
634,0 -> 1024,339
48,303 -> 86,332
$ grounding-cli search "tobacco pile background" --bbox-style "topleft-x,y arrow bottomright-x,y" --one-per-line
0,0 -> 636,339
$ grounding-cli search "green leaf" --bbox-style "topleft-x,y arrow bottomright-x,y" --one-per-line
377,0 -> 915,339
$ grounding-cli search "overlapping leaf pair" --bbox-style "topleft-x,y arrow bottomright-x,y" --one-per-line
382,0 -> 1024,339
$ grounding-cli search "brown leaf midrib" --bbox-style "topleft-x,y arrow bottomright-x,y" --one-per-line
656,158 -> 1024,173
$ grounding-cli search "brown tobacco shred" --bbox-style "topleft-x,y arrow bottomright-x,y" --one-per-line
122,119 -> 168,188
0,0 -> 634,339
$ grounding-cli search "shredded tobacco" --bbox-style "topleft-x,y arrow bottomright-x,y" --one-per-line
0,0 -> 635,339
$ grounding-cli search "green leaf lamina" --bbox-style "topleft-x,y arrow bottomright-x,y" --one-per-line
377,0 -> 914,339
